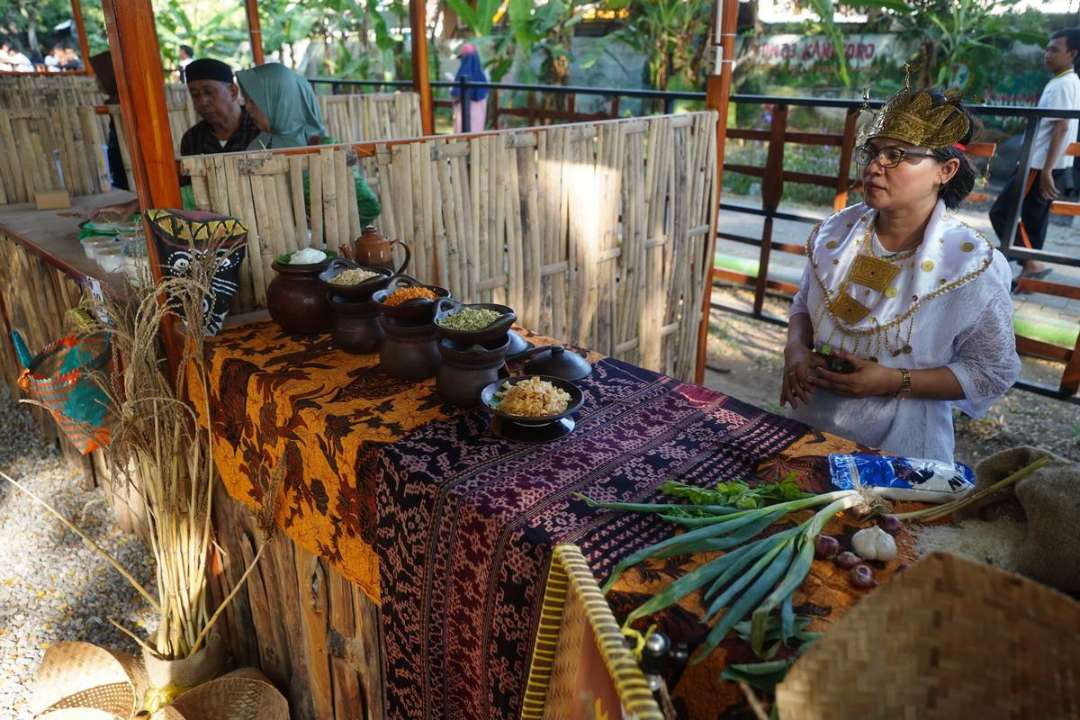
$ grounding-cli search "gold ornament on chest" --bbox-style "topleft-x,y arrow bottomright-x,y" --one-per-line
849,254 -> 901,293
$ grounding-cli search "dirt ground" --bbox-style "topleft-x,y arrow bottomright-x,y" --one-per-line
703,287 -> 1080,466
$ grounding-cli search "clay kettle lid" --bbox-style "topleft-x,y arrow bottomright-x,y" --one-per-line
524,346 -> 591,381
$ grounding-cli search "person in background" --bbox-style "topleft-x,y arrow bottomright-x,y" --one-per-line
87,51 -> 129,193
45,45 -> 63,72
782,87 -> 1019,464
235,63 -> 326,149
451,43 -> 488,134
178,44 -> 194,82
180,58 -> 261,156
234,62 -> 381,224
1,41 -> 34,72
91,57 -> 263,219
989,27 -> 1080,282
61,47 -> 83,72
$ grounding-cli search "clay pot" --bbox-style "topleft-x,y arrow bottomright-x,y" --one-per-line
379,317 -> 441,380
329,295 -> 384,354
436,337 -> 510,407
267,259 -> 332,334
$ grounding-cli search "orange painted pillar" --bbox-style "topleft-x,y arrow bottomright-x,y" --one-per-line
410,0 -> 434,135
71,0 -> 94,76
695,0 -> 739,384
245,0 -> 266,65
101,0 -> 182,370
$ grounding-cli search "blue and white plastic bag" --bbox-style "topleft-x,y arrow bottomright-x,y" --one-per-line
828,454 -> 975,503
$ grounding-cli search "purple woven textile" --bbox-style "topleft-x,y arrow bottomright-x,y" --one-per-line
375,358 -> 805,719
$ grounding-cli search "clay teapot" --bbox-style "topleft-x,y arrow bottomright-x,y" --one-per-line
342,225 -> 411,275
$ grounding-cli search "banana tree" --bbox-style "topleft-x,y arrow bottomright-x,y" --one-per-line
845,0 -> 1047,97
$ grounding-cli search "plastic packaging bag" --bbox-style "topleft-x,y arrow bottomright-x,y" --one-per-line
828,453 -> 974,503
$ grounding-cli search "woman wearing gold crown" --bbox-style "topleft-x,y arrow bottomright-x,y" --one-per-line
780,87 -> 1020,463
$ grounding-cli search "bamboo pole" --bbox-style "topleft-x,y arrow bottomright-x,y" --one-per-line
409,0 -> 434,136
245,0 -> 266,65
695,0 -> 739,384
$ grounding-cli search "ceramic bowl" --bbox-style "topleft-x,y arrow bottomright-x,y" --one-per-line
480,375 -> 584,427
372,277 -> 451,324
433,299 -> 516,346
319,258 -> 392,300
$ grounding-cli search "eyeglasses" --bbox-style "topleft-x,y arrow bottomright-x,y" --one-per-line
855,144 -> 938,169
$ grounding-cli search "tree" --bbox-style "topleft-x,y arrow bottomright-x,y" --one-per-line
592,0 -> 712,91
844,0 -> 1047,98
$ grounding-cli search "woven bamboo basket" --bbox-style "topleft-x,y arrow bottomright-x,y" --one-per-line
776,552 -> 1080,719
30,641 -> 146,719
151,668 -> 289,720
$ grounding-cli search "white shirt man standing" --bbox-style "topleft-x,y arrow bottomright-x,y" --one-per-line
990,27 -> 1080,280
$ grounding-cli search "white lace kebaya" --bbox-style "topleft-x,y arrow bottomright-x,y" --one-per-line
789,199 -> 1020,463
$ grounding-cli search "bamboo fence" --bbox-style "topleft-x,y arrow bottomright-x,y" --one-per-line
181,112 -> 717,379
0,108 -> 111,204
317,92 -> 424,143
0,74 -> 103,109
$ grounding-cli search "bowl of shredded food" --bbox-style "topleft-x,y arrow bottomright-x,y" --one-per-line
319,258 -> 392,299
481,375 -> 583,425
372,277 -> 451,323
434,300 -> 516,345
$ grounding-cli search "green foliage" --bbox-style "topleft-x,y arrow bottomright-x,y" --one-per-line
843,0 -> 1048,99
153,0 -> 248,69
1,0 -> 84,53
446,0 -> 502,37
590,0 -> 711,90
660,475 -> 810,510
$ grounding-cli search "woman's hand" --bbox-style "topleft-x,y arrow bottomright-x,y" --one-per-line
810,350 -> 902,398
780,343 -> 824,409
1039,169 -> 1060,201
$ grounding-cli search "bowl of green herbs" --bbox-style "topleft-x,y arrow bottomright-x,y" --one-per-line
434,299 -> 516,346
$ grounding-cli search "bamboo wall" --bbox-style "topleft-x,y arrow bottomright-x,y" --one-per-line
0,108 -> 112,204
0,75 -> 103,108
181,112 -> 717,380
317,92 -> 424,144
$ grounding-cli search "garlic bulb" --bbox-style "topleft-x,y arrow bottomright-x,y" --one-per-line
851,526 -> 897,562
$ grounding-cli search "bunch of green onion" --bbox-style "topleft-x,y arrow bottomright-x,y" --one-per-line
580,486 -> 864,661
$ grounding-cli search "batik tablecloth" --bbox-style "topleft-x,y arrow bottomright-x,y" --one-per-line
195,320 -> 903,720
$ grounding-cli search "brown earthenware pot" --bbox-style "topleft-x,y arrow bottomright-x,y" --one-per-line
436,337 -> 510,407
330,294 -> 384,354
267,258 -> 332,334
378,317 -> 441,380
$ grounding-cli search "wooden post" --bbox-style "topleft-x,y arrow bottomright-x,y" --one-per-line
694,0 -> 739,384
410,0 -> 434,136
71,0 -> 94,77
755,104 -> 787,317
245,0 -> 266,65
101,0 -> 183,371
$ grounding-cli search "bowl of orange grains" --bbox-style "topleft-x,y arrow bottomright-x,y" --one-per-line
371,276 -> 451,323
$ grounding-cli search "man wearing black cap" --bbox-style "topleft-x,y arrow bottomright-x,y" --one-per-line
180,58 -> 261,157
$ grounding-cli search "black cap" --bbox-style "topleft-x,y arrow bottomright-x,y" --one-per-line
185,58 -> 233,84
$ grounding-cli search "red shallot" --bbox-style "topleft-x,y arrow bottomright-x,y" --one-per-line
834,551 -> 861,569
849,564 -> 877,589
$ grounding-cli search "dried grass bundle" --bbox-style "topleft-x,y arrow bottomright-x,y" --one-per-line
3,235 -> 267,665
90,240 -> 267,661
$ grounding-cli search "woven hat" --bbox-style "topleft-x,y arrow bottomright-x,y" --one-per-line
776,552 -> 1080,719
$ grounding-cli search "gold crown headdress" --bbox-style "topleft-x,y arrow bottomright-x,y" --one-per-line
860,71 -> 969,150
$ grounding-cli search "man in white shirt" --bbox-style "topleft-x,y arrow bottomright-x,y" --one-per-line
990,28 -> 1080,280
0,41 -> 34,72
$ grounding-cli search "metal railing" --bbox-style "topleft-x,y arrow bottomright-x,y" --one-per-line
310,77 -> 1080,402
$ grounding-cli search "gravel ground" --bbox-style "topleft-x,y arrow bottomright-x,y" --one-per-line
0,386 -> 154,719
